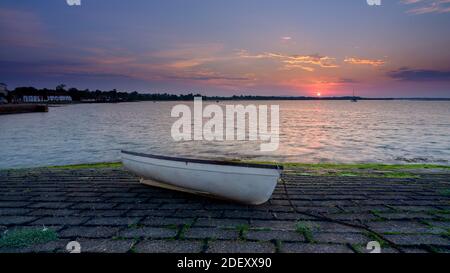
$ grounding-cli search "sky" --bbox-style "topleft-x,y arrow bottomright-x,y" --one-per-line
0,0 -> 450,97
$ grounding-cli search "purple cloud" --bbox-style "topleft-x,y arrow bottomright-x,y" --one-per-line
388,67 -> 450,81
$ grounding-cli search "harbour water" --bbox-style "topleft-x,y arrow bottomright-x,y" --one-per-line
0,100 -> 449,169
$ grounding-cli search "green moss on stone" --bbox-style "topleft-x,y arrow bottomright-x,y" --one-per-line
0,228 -> 58,249
49,162 -> 122,169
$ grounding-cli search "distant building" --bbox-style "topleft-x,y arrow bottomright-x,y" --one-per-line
48,95 -> 72,102
22,96 -> 46,103
22,95 -> 72,103
0,83 -> 8,104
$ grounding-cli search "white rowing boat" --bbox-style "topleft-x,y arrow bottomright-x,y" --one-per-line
121,150 -> 282,205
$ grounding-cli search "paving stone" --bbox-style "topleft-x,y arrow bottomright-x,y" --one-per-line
68,192 -> 102,197
0,195 -> 31,201
390,203 -> 438,211
31,217 -> 90,226
101,192 -> 138,198
28,209 -> 80,217
106,197 -> 148,203
0,240 -> 68,253
0,202 -> 31,208
174,209 -> 224,218
29,202 -> 73,209
29,196 -> 68,202
71,203 -> 115,210
65,197 -> 104,203
281,243 -> 354,253
194,218 -> 249,228
0,216 -> 36,225
434,247 -> 450,253
204,204 -> 249,211
114,203 -> 160,210
126,210 -> 159,217
340,206 -> 394,213
160,203 -> 203,210
207,241 -> 275,253
23,225 -> 65,232
84,217 -> 141,226
367,221 -> 444,234
118,227 -> 177,239
400,247 -> 430,253
1,167 -> 449,253
245,230 -> 304,242
434,213 -> 450,220
378,212 -> 436,220
134,240 -> 203,253
223,210 -> 275,220
384,234 -> 450,246
184,228 -> 239,240
59,226 -> 120,238
141,210 -> 178,217
249,220 -> 297,231
312,232 -> 370,244
77,210 -> 128,217
75,239 -> 134,253
426,221 -> 450,229
329,213 -> 379,221
0,208 -> 32,216
272,212 -> 315,220
141,216 -> 193,227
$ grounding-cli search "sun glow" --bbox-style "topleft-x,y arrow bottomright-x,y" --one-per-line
316,92 -> 321,97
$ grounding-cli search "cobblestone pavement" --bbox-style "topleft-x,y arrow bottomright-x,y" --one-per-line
0,167 -> 449,253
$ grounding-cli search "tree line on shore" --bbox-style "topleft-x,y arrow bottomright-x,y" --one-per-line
6,85 -> 368,102
9,85 -> 203,102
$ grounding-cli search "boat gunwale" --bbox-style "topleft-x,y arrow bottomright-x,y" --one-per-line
124,157 -> 280,176
121,150 -> 283,170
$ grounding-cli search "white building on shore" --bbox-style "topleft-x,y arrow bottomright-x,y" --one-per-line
22,96 -> 45,103
22,95 -> 72,103
48,95 -> 72,102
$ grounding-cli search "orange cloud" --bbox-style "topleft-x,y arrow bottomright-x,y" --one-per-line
283,54 -> 338,68
237,50 -> 338,70
344,57 -> 385,66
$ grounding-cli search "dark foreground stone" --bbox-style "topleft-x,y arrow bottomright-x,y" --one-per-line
0,167 -> 449,253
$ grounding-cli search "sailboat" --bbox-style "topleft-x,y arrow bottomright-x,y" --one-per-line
351,89 -> 358,102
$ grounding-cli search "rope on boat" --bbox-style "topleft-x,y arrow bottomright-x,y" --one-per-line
278,169 -> 404,253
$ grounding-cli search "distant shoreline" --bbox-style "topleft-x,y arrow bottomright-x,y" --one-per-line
175,97 -> 450,101
4,86 -> 450,104
19,97 -> 450,103
71,97 -> 450,102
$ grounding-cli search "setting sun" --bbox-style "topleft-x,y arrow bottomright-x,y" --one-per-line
317,92 -> 321,97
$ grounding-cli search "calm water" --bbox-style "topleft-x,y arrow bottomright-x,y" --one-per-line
1,101 -> 449,169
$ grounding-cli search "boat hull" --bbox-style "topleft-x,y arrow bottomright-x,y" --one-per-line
121,151 -> 282,205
